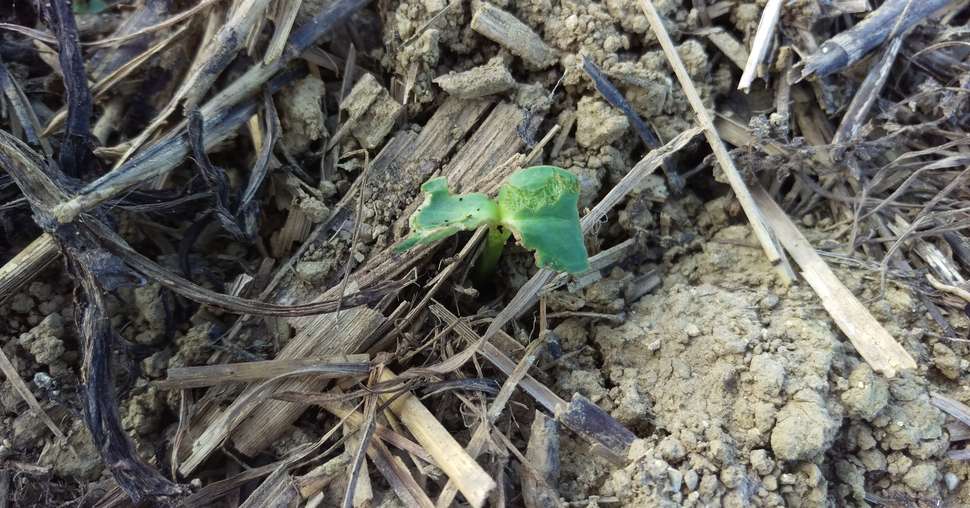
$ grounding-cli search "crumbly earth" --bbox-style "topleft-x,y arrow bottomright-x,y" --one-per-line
1,0 -> 967,506
545,221 -> 961,506
277,76 -> 328,155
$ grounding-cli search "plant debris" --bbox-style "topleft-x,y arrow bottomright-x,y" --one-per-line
0,0 -> 969,506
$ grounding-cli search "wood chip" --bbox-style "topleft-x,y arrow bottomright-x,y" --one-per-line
0,234 -> 59,305
471,2 -> 558,68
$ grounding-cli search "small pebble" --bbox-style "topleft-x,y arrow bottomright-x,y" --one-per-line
33,372 -> 55,391
944,472 -> 959,491
684,469 -> 699,491
658,436 -> 687,462
668,468 -> 683,492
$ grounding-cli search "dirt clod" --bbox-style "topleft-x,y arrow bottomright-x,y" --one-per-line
18,313 -> 65,366
278,76 -> 328,155
771,390 -> 839,461
11,409 -> 49,449
575,96 -> 628,149
39,421 -> 101,481
841,363 -> 888,419
433,56 -> 516,99
574,223 -> 952,504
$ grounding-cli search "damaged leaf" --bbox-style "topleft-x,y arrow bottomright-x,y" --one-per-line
395,177 -> 500,252
396,166 -> 589,274
497,165 -> 589,274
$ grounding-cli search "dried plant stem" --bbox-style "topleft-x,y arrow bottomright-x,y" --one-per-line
430,304 -> 635,461
178,306 -> 384,475
639,0 -> 794,284
801,0 -> 949,78
738,0 -> 783,92
0,234 -> 59,304
264,0 -> 304,63
319,403 -> 437,465
156,355 -> 370,389
0,75 -> 180,503
42,24 -> 190,135
343,367 -> 379,508
522,412 -> 559,508
378,369 -> 496,508
832,35 -> 906,143
111,0 -> 273,167
86,0 -> 225,48
926,273 -> 970,303
0,61 -> 52,156
51,0 -> 370,224
371,226 -> 488,354
368,438 -> 436,508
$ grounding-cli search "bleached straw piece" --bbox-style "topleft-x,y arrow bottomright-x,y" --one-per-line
738,0 -> 784,92
0,233 -> 58,305
378,369 -> 496,508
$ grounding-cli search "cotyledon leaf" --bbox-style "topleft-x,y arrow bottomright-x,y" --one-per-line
497,166 -> 589,273
73,0 -> 110,14
394,177 -> 500,252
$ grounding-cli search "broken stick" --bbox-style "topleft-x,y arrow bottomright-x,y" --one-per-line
738,0 -> 782,91
0,234 -> 58,304
471,2 -> 557,69
0,346 -> 67,442
801,0 -> 951,78
378,369 -> 496,508
435,334 -> 547,507
522,412 -> 560,508
430,304 -> 636,463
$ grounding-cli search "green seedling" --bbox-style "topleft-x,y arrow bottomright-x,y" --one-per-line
73,0 -> 110,14
395,165 -> 589,275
